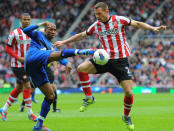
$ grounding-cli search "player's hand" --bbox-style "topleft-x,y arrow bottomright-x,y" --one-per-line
17,57 -> 25,64
39,21 -> 50,28
65,62 -> 72,75
152,25 -> 167,33
53,41 -> 66,47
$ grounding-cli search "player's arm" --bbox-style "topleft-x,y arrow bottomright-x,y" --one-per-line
23,21 -> 49,39
54,31 -> 87,47
5,32 -> 24,63
130,19 -> 167,32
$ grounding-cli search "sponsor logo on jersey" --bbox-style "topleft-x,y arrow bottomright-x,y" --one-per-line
99,28 -> 117,36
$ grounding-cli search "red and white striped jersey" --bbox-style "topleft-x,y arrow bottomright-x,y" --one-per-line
87,15 -> 131,59
7,28 -> 31,67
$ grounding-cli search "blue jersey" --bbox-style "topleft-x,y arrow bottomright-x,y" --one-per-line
23,25 -> 68,87
23,25 -> 68,65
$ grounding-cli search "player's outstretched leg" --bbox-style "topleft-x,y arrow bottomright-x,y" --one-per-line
0,87 -> 21,121
78,72 -> 96,112
61,49 -> 96,58
48,49 -> 96,64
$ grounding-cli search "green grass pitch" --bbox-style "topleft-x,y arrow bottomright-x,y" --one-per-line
0,93 -> 174,131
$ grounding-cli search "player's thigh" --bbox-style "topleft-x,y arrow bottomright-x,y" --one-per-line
22,81 -> 31,89
12,67 -> 30,84
51,83 -> 57,91
48,51 -> 61,63
77,60 -> 97,74
15,83 -> 23,92
109,58 -> 132,83
39,83 -> 54,99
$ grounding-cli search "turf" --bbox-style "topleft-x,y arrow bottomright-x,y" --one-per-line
0,93 -> 174,131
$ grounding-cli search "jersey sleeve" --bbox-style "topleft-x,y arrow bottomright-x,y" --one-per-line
86,22 -> 96,35
7,31 -> 15,46
23,25 -> 38,39
119,16 -> 131,26
5,45 -> 18,59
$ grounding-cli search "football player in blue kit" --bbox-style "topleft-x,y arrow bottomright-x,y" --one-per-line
23,21 -> 95,131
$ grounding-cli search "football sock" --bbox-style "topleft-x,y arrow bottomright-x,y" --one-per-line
124,95 -> 133,117
78,72 -> 92,99
36,116 -> 44,127
53,91 -> 57,110
3,88 -> 20,112
40,98 -> 51,118
61,49 -> 95,58
23,89 -> 33,115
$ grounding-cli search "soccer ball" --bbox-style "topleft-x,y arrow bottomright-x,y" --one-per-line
93,49 -> 109,65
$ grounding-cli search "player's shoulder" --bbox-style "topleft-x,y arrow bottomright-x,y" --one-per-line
89,20 -> 98,27
11,27 -> 23,36
116,15 -> 130,21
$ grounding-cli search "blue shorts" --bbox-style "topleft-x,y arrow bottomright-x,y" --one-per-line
25,49 -> 53,87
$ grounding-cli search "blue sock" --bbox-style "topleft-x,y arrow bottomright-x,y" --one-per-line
40,98 -> 51,118
61,49 -> 77,58
61,49 -> 95,58
32,90 -> 35,100
36,119 -> 43,128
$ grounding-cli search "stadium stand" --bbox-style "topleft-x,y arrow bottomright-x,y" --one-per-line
0,0 -> 88,38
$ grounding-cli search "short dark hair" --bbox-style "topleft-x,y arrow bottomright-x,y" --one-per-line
94,2 -> 109,10
20,13 -> 30,19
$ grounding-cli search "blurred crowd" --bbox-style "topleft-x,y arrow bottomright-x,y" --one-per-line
0,0 -> 88,38
0,0 -> 173,88
140,0 -> 174,38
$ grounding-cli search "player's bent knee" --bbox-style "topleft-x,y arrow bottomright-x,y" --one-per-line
47,92 -> 55,100
45,97 -> 54,104
124,90 -> 133,97
77,65 -> 85,72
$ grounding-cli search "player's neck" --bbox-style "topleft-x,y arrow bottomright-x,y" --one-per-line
21,26 -> 27,29
102,16 -> 111,24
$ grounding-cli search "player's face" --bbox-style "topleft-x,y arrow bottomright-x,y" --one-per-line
94,8 -> 109,23
45,24 -> 56,40
20,16 -> 31,28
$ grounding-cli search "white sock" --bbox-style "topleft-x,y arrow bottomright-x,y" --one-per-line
26,107 -> 33,115
3,103 -> 9,112
38,115 -> 45,120
86,96 -> 92,99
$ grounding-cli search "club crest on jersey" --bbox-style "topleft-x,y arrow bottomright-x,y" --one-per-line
99,28 -> 117,36
113,20 -> 118,27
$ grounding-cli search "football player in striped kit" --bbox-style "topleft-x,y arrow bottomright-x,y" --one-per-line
54,2 -> 167,130
0,13 -> 38,122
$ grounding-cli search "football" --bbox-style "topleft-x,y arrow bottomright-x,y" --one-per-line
93,49 -> 109,65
